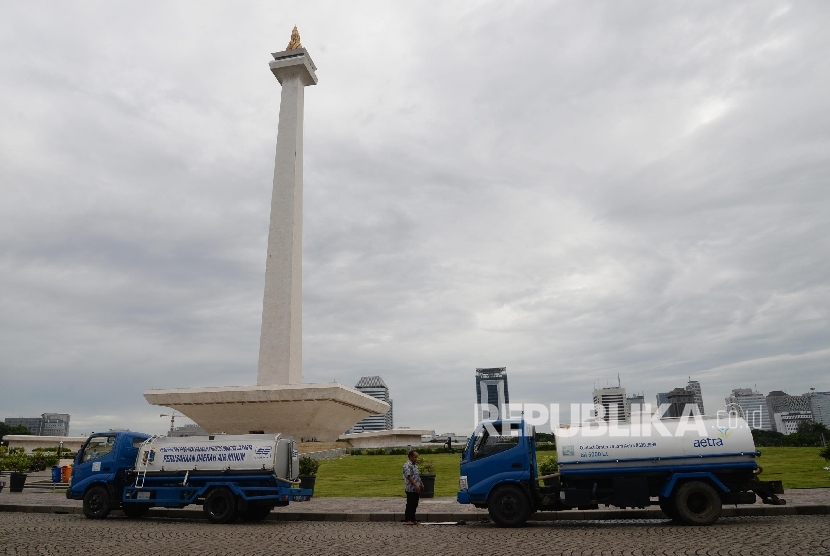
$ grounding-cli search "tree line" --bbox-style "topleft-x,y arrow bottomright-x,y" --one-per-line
0,422 -> 33,445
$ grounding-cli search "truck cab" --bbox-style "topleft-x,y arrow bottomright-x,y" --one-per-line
68,432 -> 151,512
458,420 -> 536,509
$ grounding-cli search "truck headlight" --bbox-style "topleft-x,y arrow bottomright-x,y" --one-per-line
459,476 -> 468,490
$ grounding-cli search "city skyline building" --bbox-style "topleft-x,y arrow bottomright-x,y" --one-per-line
725,388 -> 772,430
665,388 -> 697,418
476,367 -> 510,421
4,413 -> 70,436
685,379 -> 705,415
593,385 -> 629,422
766,391 -> 811,432
626,393 -> 645,417
774,411 -> 814,435
804,390 -> 830,426
349,376 -> 394,432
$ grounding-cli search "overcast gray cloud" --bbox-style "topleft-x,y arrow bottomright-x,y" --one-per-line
1,1 -> 828,436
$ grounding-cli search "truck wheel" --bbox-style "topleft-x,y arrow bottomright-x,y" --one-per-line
122,504 -> 152,519
488,484 -> 531,528
203,488 -> 238,524
239,505 -> 273,522
659,496 -> 680,521
673,481 -> 721,526
83,485 -> 111,520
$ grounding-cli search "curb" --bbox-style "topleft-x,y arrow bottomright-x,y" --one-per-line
1,504 -> 828,522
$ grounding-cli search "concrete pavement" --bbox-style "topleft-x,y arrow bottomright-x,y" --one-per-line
1,512 -> 829,556
2,478 -> 828,522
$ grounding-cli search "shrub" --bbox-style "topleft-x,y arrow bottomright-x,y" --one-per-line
820,444 -> 830,462
412,446 -> 445,455
536,443 -> 557,452
2,450 -> 33,473
298,456 -> 320,476
389,448 -> 408,455
415,457 -> 435,474
538,455 -> 558,475
349,449 -> 363,456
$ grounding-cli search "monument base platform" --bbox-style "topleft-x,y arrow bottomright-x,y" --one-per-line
143,383 -> 390,442
339,429 -> 432,449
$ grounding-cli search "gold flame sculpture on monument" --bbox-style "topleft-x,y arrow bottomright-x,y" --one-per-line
286,26 -> 302,50
143,29 -> 390,440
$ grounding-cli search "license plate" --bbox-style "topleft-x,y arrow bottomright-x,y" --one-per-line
137,491 -> 151,500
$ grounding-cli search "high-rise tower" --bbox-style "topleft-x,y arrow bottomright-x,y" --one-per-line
476,367 -> 509,421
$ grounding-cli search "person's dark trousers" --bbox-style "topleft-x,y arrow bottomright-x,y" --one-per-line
405,491 -> 420,522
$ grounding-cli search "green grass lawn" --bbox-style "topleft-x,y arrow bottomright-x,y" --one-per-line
311,447 -> 829,497
313,454 -> 462,497
756,447 -> 830,489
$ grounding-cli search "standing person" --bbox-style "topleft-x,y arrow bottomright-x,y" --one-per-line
402,450 -> 423,525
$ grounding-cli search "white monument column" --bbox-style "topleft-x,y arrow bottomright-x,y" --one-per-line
258,32 -> 318,386
143,29 -> 390,441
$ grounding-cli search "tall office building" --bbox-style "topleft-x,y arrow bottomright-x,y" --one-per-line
724,388 -> 771,430
4,417 -> 43,435
626,393 -> 645,416
40,413 -> 71,436
774,412 -> 813,435
4,413 -> 70,436
766,391 -> 811,432
804,390 -> 830,426
349,376 -> 394,432
665,388 -> 697,418
593,386 -> 629,422
476,367 -> 509,421
685,380 -> 705,415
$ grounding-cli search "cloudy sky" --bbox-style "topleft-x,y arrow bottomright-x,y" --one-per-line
1,1 -> 828,437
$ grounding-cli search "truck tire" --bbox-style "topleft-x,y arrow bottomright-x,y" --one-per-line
203,488 -> 238,524
488,484 -> 531,528
673,481 -> 721,526
83,485 -> 111,520
659,496 -> 680,521
239,505 -> 273,522
122,504 -> 152,519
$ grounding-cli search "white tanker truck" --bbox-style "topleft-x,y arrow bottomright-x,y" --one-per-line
67,431 -> 312,523
457,416 -> 785,527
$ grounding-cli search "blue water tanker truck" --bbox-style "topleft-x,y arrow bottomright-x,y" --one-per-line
457,417 -> 784,526
67,431 -> 312,523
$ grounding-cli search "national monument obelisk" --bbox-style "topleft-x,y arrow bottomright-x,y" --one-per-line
144,28 -> 389,440
258,27 -> 313,387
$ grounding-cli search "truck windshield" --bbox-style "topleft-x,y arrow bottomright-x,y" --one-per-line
472,425 -> 521,460
80,435 -> 116,463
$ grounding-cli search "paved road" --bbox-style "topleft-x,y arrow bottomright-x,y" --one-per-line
1,513 -> 828,556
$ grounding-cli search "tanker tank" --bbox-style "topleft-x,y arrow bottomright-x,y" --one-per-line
136,433 -> 299,479
554,415 -> 758,476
